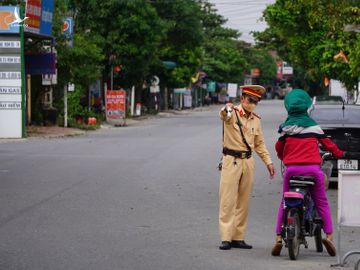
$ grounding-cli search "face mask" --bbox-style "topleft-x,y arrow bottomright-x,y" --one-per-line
242,103 -> 256,112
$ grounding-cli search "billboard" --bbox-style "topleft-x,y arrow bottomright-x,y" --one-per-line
106,89 -> 126,119
0,6 -> 22,34
25,53 -> 56,75
0,36 -> 22,138
25,0 -> 54,37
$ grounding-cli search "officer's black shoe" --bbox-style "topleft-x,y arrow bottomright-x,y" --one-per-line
219,241 -> 231,250
231,240 -> 253,249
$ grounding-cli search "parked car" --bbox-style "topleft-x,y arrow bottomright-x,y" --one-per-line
312,95 -> 344,105
309,96 -> 360,187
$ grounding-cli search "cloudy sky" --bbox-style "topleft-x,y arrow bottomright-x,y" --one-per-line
208,0 -> 276,44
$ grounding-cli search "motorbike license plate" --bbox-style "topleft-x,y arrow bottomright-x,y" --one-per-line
337,159 -> 358,170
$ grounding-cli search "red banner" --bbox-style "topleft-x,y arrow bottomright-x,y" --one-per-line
106,89 -> 126,119
25,0 -> 41,33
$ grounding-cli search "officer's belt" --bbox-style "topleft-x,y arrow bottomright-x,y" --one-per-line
223,147 -> 252,159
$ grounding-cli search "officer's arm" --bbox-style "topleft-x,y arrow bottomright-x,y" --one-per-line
254,124 -> 273,165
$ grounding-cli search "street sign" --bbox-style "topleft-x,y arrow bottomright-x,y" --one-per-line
150,75 -> 160,93
68,83 -> 75,92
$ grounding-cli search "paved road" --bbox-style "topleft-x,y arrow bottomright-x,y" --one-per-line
0,100 -> 358,270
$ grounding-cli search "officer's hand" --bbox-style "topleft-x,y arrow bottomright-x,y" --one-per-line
222,103 -> 234,119
224,102 -> 234,112
267,163 -> 275,179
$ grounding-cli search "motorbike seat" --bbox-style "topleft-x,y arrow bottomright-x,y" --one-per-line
289,175 -> 315,187
284,191 -> 304,200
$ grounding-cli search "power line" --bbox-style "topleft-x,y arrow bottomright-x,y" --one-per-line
220,11 -> 264,18
228,15 -> 266,20
209,1 -> 274,5
219,7 -> 265,15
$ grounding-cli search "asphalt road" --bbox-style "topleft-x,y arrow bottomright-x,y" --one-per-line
0,100 -> 358,270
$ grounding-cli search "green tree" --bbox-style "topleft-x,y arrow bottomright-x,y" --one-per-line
200,1 -> 247,83
246,48 -> 277,86
150,0 -> 204,88
72,0 -> 166,94
52,0 -> 104,123
255,0 -> 360,93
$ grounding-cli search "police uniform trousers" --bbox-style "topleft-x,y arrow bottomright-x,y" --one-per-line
219,154 -> 255,241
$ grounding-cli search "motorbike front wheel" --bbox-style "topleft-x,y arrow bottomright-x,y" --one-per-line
287,210 -> 301,260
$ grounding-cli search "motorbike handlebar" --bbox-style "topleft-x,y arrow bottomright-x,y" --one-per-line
322,151 -> 360,161
343,151 -> 360,159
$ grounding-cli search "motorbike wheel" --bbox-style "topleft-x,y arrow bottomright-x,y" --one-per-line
287,210 -> 301,260
314,225 -> 323,252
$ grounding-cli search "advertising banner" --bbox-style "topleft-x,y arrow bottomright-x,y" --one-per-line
184,95 -> 192,108
227,83 -> 238,98
25,0 -> 41,34
61,17 -> 73,47
25,0 -> 54,37
39,0 -> 54,36
106,89 -> 126,119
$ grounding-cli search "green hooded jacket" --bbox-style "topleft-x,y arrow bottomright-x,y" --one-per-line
280,89 -> 317,130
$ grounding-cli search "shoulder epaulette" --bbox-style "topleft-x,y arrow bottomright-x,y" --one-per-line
252,112 -> 261,119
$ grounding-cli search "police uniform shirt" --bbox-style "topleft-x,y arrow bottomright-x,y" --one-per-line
219,104 -> 272,166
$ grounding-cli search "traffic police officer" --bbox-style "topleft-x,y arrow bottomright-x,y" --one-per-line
218,85 -> 275,250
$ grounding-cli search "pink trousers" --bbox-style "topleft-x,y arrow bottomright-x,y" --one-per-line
275,164 -> 333,235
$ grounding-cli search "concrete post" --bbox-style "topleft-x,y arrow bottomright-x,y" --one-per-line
64,84 -> 68,127
164,87 -> 168,110
130,86 -> 135,116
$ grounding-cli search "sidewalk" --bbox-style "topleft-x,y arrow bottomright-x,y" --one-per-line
26,126 -> 86,138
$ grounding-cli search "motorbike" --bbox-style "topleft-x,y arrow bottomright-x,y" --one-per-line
281,174 -> 324,260
280,151 -> 360,260
280,153 -> 331,260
